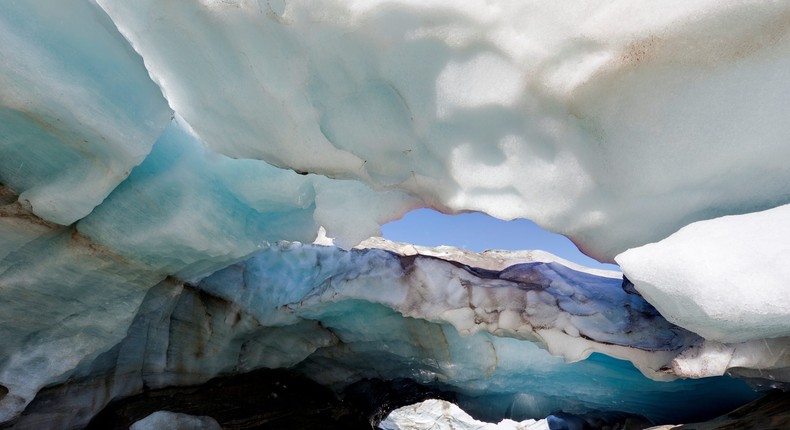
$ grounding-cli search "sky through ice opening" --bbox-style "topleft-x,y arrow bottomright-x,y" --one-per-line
382,208 -> 620,272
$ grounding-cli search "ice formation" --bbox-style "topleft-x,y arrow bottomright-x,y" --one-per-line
617,205 -> 790,343
616,205 -> 790,381
1,0 -> 790,428
0,240 -> 760,428
380,399 -> 549,430
129,411 -> 221,430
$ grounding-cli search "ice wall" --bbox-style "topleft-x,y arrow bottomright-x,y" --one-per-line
8,243 -> 759,429
0,1 -> 171,225
617,205 -> 790,381
380,399 -> 549,430
95,0 -> 790,261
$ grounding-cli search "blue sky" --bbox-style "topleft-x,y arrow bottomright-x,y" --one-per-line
382,208 -> 620,271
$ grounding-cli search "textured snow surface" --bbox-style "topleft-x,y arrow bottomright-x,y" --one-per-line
617,204 -> 790,343
0,0 -> 786,279
94,0 -> 790,261
380,399 -> 548,430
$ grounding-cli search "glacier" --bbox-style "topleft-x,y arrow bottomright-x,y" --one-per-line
1,0 -> 790,428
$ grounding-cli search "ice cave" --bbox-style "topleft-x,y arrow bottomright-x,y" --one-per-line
1,1 -> 790,429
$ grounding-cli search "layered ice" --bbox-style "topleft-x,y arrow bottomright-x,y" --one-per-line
75,116 -> 421,279
8,242 -> 758,429
199,241 -> 693,378
0,0 -> 170,225
130,411 -> 221,430
0,185 -> 161,423
380,399 -> 549,430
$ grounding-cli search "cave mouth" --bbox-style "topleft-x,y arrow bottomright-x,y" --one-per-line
381,208 -> 619,272
81,364 -> 762,430
6,218 -> 766,429
85,369 -> 456,430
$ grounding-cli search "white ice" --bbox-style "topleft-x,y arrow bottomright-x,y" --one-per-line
380,399 -> 548,430
130,411 -> 221,430
617,204 -> 790,343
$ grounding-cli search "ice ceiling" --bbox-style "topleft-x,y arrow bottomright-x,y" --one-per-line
1,0 -> 790,428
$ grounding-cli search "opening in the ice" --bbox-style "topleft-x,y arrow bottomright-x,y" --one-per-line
382,208 -> 619,271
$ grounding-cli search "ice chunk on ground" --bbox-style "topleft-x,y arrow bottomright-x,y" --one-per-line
130,411 -> 221,430
380,399 -> 549,430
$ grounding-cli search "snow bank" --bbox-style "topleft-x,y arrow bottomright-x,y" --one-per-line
617,204 -> 790,343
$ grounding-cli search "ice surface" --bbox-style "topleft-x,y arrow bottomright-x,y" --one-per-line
2,242 -> 760,428
130,411 -> 221,430
96,0 -> 790,260
669,337 -> 790,382
380,399 -> 549,430
617,204 -> 790,343
0,0 -> 170,225
197,241 -> 696,378
76,116 -> 420,279
0,186 -> 163,422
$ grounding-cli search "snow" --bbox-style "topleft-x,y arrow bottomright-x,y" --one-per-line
380,399 -> 549,430
616,204 -> 790,343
